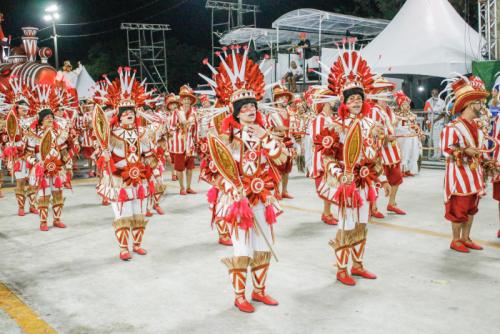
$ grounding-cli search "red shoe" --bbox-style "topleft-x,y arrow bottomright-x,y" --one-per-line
180,189 -> 187,196
120,251 -> 132,261
336,270 -> 356,286
275,192 -> 282,200
371,210 -> 385,219
281,192 -> 294,199
102,199 -> 110,206
497,230 -> 500,238
53,220 -> 67,228
321,214 -> 338,226
88,170 -> 96,177
234,298 -> 255,313
463,240 -> 483,250
218,237 -> 233,246
145,210 -> 153,217
133,246 -> 148,255
29,206 -> 39,214
18,208 -> 25,216
351,266 -> 377,279
186,188 -> 197,194
154,205 -> 165,215
450,240 -> 469,253
40,224 -> 49,232
251,291 -> 279,306
387,205 -> 406,215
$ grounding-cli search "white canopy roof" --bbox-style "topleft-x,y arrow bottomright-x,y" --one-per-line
361,0 -> 483,77
220,28 -> 327,49
272,8 -> 388,37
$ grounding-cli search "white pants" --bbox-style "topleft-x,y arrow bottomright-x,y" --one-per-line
336,187 -> 370,231
231,203 -> 274,257
111,199 -> 144,220
397,136 -> 420,174
431,123 -> 443,159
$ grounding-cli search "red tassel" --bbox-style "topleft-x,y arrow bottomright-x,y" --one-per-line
40,178 -> 48,190
137,184 -> 146,201
265,205 -> 277,225
333,184 -> 345,202
238,198 -> 254,230
35,165 -> 44,178
352,189 -> 363,208
148,181 -> 155,195
207,186 -> 218,205
54,176 -> 63,188
118,188 -> 129,203
96,156 -> 105,172
200,159 -> 207,169
367,187 -> 377,203
13,161 -> 21,172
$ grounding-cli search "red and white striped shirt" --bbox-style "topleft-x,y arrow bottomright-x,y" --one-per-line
168,107 -> 197,155
441,117 -> 486,201
369,104 -> 401,165
493,115 -> 500,183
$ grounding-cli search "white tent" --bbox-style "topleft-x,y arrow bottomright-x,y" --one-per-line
361,0 -> 483,77
75,65 -> 96,101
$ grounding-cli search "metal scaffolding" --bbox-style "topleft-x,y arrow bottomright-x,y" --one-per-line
205,0 -> 259,63
478,0 -> 498,60
121,23 -> 171,92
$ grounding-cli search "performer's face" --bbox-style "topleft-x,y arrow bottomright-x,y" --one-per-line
182,97 -> 192,107
42,114 -> 54,128
278,96 -> 289,106
202,101 -> 211,108
120,109 -> 136,126
238,103 -> 257,123
469,100 -> 484,118
346,94 -> 363,115
402,101 -> 410,111
17,103 -> 28,116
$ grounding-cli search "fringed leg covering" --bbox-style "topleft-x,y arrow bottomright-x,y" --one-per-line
51,191 -> 65,227
132,215 -> 148,255
222,256 -> 251,300
38,196 -> 50,231
113,217 -> 134,259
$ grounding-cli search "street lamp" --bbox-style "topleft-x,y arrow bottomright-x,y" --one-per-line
43,3 -> 60,69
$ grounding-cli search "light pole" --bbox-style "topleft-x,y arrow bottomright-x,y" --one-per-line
43,4 -> 60,69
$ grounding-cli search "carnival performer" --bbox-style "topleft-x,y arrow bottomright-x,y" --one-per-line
200,45 -> 287,313
394,91 -> 423,176
289,97 -> 308,173
25,84 -> 73,231
197,96 -> 233,246
307,86 -> 339,225
169,85 -> 197,195
164,93 -> 178,181
77,100 -> 97,177
440,75 -> 490,252
325,40 -> 390,286
368,77 -> 406,216
94,67 -> 159,260
424,88 -> 446,160
144,104 -> 167,217
266,85 -> 295,199
0,77 -> 38,215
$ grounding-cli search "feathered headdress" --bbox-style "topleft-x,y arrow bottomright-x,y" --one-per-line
94,67 -> 159,110
54,86 -> 78,116
393,90 -> 411,107
27,84 -> 58,116
440,74 -> 489,115
0,76 -> 30,115
199,45 -> 273,106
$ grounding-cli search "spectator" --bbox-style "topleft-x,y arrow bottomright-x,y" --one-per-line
283,60 -> 303,93
423,88 -> 446,160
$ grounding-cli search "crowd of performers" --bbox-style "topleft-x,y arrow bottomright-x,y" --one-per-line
0,40 -> 499,313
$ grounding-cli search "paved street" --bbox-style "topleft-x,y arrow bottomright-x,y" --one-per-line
0,169 -> 499,334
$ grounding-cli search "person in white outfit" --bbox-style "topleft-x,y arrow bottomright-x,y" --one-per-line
424,89 -> 446,160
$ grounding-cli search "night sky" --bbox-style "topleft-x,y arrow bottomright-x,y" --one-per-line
1,0 -> 390,63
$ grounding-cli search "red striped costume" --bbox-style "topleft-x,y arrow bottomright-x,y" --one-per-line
168,107 -> 198,156
369,104 -> 401,165
441,117 -> 486,202
492,115 -> 500,200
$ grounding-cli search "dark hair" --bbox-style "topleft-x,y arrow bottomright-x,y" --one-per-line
117,106 -> 135,120
38,109 -> 53,123
232,98 -> 257,122
343,87 -> 364,102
